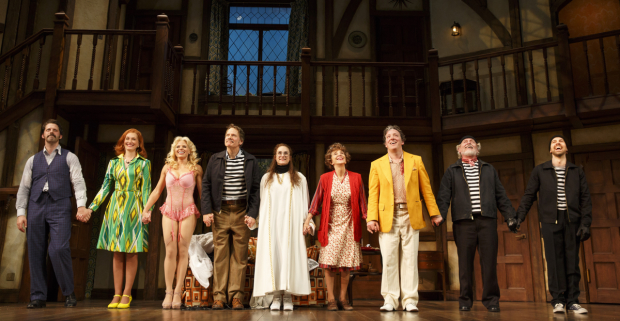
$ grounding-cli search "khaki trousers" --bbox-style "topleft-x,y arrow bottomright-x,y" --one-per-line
378,207 -> 420,308
213,203 -> 250,303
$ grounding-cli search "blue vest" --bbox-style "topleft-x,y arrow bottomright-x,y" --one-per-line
29,148 -> 73,202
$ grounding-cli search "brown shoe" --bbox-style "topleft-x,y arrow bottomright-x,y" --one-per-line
338,300 -> 354,311
212,300 -> 224,310
232,298 -> 244,310
327,300 -> 338,311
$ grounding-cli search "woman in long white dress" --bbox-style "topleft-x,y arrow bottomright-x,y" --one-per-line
252,144 -> 313,311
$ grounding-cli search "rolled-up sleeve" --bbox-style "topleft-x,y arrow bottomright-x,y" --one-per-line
16,156 -> 35,217
67,152 -> 87,208
308,178 -> 324,216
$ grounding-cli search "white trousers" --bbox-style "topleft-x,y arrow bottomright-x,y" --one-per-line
378,208 -> 420,308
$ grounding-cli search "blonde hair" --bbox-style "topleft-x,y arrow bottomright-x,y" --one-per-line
456,142 -> 482,159
165,136 -> 201,171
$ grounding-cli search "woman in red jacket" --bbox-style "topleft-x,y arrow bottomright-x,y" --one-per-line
304,143 -> 367,311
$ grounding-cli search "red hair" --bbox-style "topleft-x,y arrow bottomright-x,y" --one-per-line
114,129 -> 147,158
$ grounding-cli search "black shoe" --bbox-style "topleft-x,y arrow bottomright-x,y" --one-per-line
459,306 -> 471,311
27,300 -> 46,309
487,306 -> 500,312
65,292 -> 77,308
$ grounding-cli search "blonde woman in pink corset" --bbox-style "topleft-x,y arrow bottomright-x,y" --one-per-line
141,136 -> 203,309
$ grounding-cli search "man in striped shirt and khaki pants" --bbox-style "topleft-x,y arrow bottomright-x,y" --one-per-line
436,136 -> 519,312
201,124 -> 261,310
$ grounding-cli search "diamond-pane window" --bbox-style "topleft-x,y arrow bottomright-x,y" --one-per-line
227,7 -> 290,95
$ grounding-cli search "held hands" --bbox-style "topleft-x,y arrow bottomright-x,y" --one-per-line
431,215 -> 444,227
367,220 -> 380,234
17,216 -> 27,232
76,207 -> 92,223
507,217 -> 522,233
203,214 -> 214,227
141,210 -> 152,224
244,216 -> 256,229
576,224 -> 590,242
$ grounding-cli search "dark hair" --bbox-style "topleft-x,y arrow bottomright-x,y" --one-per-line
382,125 -> 406,143
114,128 -> 148,158
324,143 -> 351,170
41,119 -> 63,136
226,123 -> 245,142
265,143 -> 301,187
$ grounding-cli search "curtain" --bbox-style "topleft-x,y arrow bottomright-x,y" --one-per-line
207,0 -> 230,95
292,152 -> 310,179
286,0 -> 309,97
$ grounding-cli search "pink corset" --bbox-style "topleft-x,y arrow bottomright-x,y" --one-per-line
159,169 -> 199,242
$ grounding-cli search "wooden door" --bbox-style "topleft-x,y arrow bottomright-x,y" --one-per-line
574,151 -> 620,304
376,16 -> 427,117
475,160 -> 535,301
68,137 -> 100,300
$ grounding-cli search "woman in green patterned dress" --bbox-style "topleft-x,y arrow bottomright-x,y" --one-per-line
85,129 -> 152,309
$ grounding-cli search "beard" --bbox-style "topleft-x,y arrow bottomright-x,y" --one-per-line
461,149 -> 477,157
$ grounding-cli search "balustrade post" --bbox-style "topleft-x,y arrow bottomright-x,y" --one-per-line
301,47 -> 311,143
149,14 -> 172,124
173,45 -> 184,113
556,24 -> 582,128
428,49 -> 441,139
42,12 -> 69,128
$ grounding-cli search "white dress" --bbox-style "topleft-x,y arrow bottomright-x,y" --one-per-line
252,172 -> 311,299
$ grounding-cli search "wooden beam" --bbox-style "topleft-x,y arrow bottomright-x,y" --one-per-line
42,12 -> 69,138
508,0 -> 528,106
556,24 -> 583,128
332,0 -> 362,59
324,0 -> 334,115
461,0 -> 512,47
149,14 -> 169,120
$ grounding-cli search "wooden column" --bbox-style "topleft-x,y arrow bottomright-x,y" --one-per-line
556,24 -> 583,129
149,14 -> 170,115
41,12 -> 69,126
509,0 -> 528,106
301,48 -> 311,143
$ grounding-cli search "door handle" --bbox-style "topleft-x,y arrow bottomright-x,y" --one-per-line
515,234 -> 527,240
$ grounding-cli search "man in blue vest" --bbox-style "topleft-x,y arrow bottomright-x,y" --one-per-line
16,119 -> 89,309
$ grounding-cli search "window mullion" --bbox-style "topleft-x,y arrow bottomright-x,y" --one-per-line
258,30 -> 264,62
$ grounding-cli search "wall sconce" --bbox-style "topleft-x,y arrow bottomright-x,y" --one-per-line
451,21 -> 461,36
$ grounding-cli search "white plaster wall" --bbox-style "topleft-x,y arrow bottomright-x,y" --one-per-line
65,0 -> 110,90
336,0 -> 371,60
431,0 -> 505,58
180,0 -> 204,114
571,124 -> 620,145
520,0 -> 554,42
316,0 -> 325,59
97,124 -> 155,143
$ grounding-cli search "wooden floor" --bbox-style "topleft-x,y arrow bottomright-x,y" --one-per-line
0,299 -> 617,320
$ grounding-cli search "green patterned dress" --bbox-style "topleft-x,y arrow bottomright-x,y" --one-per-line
89,154 -> 153,253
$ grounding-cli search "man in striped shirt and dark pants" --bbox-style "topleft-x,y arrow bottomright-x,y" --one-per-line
517,135 -> 591,314
436,136 -> 518,312
201,124 -> 260,310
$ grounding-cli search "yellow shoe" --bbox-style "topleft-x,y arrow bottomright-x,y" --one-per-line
117,295 -> 132,309
107,294 -> 122,309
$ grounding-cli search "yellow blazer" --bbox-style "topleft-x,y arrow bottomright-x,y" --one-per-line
368,152 -> 440,232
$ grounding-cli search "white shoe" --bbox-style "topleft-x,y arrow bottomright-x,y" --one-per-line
405,304 -> 419,312
270,296 -> 281,311
568,303 -> 588,314
282,294 -> 293,311
380,303 -> 394,311
553,303 -> 565,313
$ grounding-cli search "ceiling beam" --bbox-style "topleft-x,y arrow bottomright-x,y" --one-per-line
462,0 -> 512,47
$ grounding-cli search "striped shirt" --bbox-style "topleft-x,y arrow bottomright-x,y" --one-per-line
222,150 -> 247,200
554,166 -> 567,210
464,161 -> 481,213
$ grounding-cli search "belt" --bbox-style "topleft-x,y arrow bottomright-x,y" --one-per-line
222,199 -> 246,205
396,203 -> 407,209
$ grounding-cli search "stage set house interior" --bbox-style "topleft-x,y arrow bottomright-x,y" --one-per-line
1,0 -> 620,310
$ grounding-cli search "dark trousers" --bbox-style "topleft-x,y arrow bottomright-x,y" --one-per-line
27,193 -> 74,301
453,215 -> 500,308
541,210 -> 581,307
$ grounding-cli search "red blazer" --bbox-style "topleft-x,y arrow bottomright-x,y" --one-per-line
309,171 -> 368,246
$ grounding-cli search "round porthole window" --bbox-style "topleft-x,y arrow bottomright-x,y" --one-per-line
348,31 -> 367,48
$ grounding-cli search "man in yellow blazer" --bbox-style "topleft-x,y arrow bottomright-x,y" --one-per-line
367,125 -> 443,312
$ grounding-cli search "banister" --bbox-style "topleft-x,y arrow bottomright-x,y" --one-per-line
65,29 -> 156,35
311,61 -> 428,67
439,41 -> 559,66
0,29 -> 53,64
183,60 -> 302,66
569,29 -> 620,43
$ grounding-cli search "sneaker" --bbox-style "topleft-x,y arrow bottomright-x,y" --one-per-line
270,296 -> 281,311
568,304 -> 588,314
282,294 -> 293,311
553,303 -> 565,313
380,303 -> 395,311
405,304 -> 418,312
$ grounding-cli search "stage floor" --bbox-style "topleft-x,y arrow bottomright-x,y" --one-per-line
0,299 -> 615,320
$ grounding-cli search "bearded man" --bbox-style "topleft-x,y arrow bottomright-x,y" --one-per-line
516,135 -> 591,314
436,135 -> 518,312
